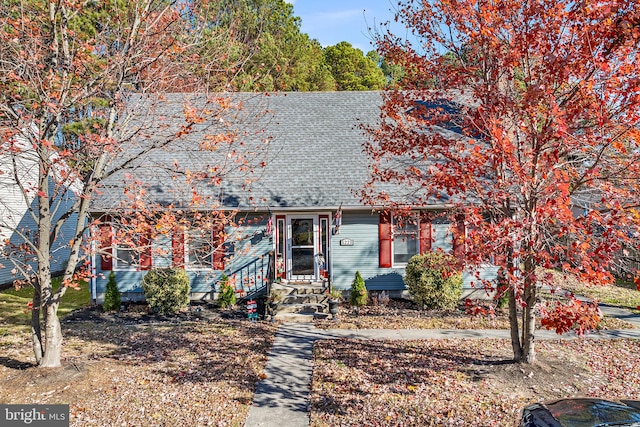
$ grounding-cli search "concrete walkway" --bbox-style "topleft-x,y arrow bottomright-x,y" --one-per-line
244,309 -> 640,427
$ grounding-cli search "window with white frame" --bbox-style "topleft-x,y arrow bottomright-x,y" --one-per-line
187,228 -> 213,269
152,234 -> 172,268
392,213 -> 420,265
113,234 -> 140,270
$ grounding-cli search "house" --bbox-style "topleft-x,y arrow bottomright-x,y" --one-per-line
89,91 -> 498,304
0,128 -> 80,286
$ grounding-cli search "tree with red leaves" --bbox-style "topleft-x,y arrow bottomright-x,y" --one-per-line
0,1 -> 266,367
364,0 -> 640,363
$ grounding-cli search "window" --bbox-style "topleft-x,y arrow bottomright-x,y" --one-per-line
392,214 -> 420,265
379,211 -> 462,268
187,229 -> 213,269
97,219 -> 151,271
113,234 -> 140,270
152,234 -> 172,268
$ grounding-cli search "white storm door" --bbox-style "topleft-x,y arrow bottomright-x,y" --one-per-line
287,216 -> 318,281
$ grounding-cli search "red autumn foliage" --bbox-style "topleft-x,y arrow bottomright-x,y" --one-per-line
364,0 -> 640,363
539,298 -> 603,335
0,1 -> 266,367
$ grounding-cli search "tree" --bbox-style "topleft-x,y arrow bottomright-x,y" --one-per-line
324,41 -> 386,91
366,50 -> 406,89
211,0 -> 336,91
0,0 -> 266,367
364,0 -> 640,363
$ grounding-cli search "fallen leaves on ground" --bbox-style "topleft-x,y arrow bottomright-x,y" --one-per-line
310,338 -> 640,427
315,299 -> 635,331
0,316 -> 277,427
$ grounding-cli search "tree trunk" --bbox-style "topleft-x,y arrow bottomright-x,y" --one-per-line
520,261 -> 538,364
505,243 -> 524,362
507,285 -> 523,361
34,167 -> 63,367
38,302 -> 62,368
30,284 -> 43,365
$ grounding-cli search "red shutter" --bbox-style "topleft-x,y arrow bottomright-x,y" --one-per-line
99,222 -> 112,271
379,211 -> 392,268
172,227 -> 185,268
212,223 -> 225,270
453,214 -> 465,259
419,212 -> 432,253
140,233 -> 152,270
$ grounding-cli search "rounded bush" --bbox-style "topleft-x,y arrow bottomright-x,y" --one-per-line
404,252 -> 463,310
141,268 -> 190,315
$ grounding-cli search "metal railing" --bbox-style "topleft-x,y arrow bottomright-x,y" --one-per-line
228,251 -> 274,302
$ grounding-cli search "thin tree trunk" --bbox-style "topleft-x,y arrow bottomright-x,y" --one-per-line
507,286 -> 522,361
505,243 -> 523,362
31,283 -> 43,365
520,260 -> 537,364
39,302 -> 62,368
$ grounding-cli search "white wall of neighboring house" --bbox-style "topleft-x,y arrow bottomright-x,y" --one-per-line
0,129 -> 80,286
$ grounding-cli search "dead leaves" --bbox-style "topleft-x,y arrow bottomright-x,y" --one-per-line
310,338 -> 640,427
0,320 -> 277,427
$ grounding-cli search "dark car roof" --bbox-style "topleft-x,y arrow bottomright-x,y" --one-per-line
523,399 -> 640,427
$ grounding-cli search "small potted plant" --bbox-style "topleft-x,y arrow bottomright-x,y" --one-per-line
327,288 -> 342,318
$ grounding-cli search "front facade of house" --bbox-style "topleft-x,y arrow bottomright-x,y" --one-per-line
90,92 -> 497,303
91,207 -> 497,302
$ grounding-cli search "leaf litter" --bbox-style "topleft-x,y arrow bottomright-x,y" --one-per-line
310,338 -> 640,426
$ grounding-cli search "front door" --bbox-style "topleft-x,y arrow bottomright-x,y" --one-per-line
287,216 -> 317,281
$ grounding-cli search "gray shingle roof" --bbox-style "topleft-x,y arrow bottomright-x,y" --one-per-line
93,91 -> 386,212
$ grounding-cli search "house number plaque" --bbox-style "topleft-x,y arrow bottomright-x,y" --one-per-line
340,238 -> 354,246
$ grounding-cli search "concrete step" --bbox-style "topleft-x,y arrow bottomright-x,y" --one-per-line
273,311 -> 330,322
271,282 -> 328,295
281,294 -> 329,305
276,302 -> 328,315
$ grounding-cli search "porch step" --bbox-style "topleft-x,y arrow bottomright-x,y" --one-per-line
271,282 -> 327,295
273,312 -> 329,322
280,294 -> 328,305
276,302 -> 328,315
268,280 -> 329,317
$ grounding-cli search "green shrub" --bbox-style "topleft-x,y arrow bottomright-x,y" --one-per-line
217,274 -> 236,309
350,271 -> 368,306
141,268 -> 190,315
404,252 -> 463,310
495,270 -> 509,309
102,271 -> 121,312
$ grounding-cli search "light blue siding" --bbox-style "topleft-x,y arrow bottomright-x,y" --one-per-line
93,213 -> 272,302
330,211 -> 498,294
331,212 -> 406,291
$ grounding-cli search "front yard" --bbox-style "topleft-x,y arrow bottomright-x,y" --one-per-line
0,311 -> 277,427
1,277 -> 639,426
310,337 -> 640,426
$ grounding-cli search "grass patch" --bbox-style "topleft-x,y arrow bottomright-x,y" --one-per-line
544,269 -> 640,314
0,278 -> 90,335
563,280 -> 640,314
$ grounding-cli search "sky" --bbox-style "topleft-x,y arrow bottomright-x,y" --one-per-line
289,0 -> 405,53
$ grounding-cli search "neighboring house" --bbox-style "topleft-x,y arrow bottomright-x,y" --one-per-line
0,129 -> 79,286
89,91 -> 498,303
